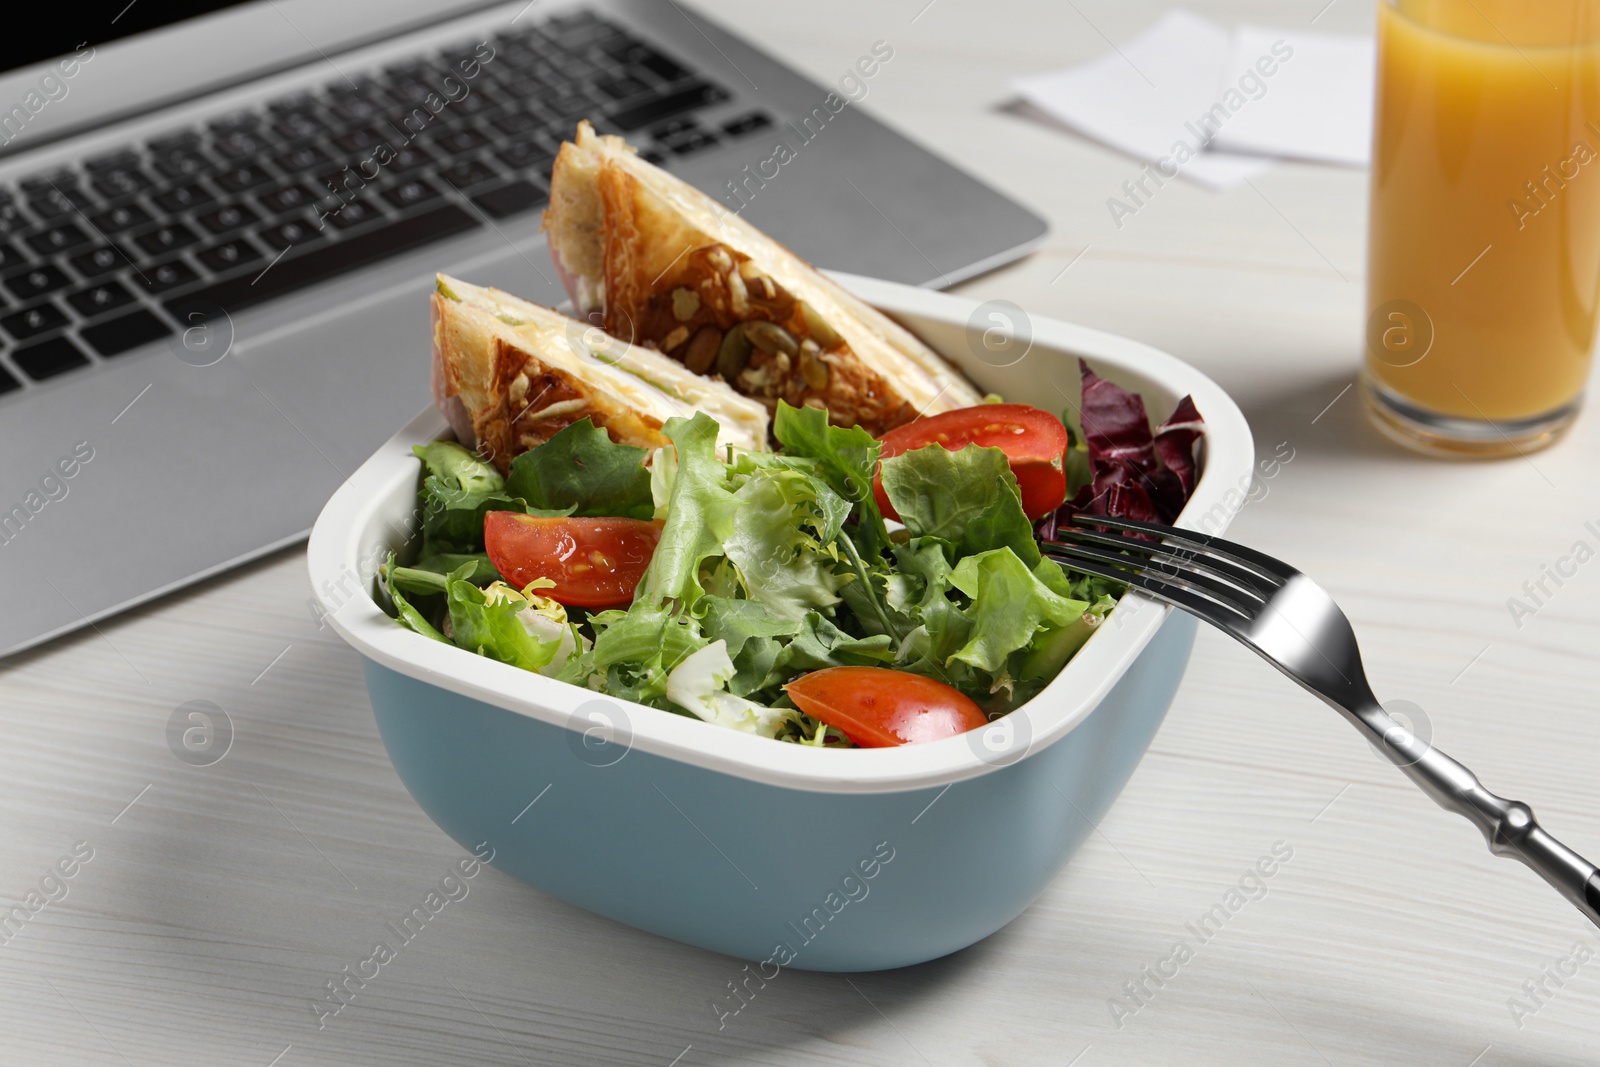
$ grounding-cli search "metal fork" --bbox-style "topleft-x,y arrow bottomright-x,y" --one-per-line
1043,514 -> 1600,929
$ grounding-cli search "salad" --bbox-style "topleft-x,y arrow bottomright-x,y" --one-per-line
381,363 -> 1202,748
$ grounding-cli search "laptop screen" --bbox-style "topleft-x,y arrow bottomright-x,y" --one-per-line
0,2 -> 250,75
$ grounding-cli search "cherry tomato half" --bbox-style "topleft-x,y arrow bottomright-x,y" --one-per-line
484,512 -> 662,609
874,403 -> 1069,521
784,666 -> 988,747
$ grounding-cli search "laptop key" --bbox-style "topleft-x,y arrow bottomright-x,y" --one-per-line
382,179 -> 441,209
273,143 -> 332,173
92,167 -> 156,201
2,301 -> 70,342
81,308 -> 173,357
324,198 -> 386,230
147,129 -> 201,154
0,202 -> 27,236
90,203 -> 153,233
595,75 -> 650,101
259,183 -> 318,214
438,159 -> 500,190
386,79 -> 437,108
214,128 -> 269,158
153,150 -> 213,180
167,202 -> 478,317
722,111 -> 774,138
209,110 -> 261,134
433,128 -> 490,154
216,162 -> 276,193
11,335 -> 89,380
333,125 -> 390,154
667,130 -> 719,156
258,216 -> 326,250
67,280 -> 137,319
450,91 -> 494,117
471,179 -> 546,219
547,91 -> 602,120
153,182 -> 216,213
197,238 -> 263,273
0,240 -> 25,272
25,223 -> 93,255
198,202 -> 261,235
85,149 -> 142,173
140,258 -> 200,293
496,141 -> 555,172
628,46 -> 690,84
0,362 -> 20,396
19,170 -> 79,196
4,264 -> 72,301
491,109 -> 542,136
326,93 -> 382,125
70,244 -> 132,279
610,82 -> 729,131
27,187 -> 91,220
388,145 -> 435,174
134,222 -> 200,256
272,111 -> 330,143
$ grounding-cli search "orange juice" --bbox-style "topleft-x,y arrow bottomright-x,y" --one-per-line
1365,0 -> 1600,452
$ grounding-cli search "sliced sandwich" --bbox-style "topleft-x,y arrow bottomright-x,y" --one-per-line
542,121 -> 983,435
431,273 -> 769,471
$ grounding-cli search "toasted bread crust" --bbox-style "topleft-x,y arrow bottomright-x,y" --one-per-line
429,274 -> 768,472
543,122 -> 982,436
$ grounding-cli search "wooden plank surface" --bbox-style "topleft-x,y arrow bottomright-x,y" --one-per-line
6,1 -> 1600,1064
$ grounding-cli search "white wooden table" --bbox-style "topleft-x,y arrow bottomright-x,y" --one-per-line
7,1 -> 1600,1064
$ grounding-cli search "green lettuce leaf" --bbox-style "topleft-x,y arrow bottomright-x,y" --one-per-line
724,467 -> 850,623
382,553 -> 448,642
1015,615 -> 1101,690
414,440 -> 503,495
412,551 -> 497,584
413,441 -> 526,555
946,548 -> 1087,672
770,612 -> 895,677
589,603 -> 707,706
447,571 -> 568,672
698,596 -> 800,697
421,480 -> 536,553
698,596 -> 800,659
772,401 -> 888,555
636,413 -> 739,608
879,444 -> 1040,568
506,418 -> 654,520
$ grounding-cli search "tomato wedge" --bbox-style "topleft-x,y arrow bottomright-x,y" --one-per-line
484,512 -> 662,609
874,403 -> 1069,521
784,667 -> 988,747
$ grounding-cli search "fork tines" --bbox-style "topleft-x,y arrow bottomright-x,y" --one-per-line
1039,515 -> 1286,622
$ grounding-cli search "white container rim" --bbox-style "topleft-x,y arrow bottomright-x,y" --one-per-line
308,273 -> 1255,795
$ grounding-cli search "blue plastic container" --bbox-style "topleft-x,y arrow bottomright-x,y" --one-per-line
310,275 -> 1252,971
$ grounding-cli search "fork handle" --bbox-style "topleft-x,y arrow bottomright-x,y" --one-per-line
1356,702 -> 1600,928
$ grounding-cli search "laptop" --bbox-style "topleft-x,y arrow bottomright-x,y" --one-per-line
0,0 -> 1047,658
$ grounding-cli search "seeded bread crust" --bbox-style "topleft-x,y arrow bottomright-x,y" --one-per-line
543,122 -> 982,435
429,274 -> 769,472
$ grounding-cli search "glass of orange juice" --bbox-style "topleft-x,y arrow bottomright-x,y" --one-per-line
1364,0 -> 1600,455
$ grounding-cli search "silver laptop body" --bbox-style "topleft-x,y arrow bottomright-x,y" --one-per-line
0,0 -> 1047,657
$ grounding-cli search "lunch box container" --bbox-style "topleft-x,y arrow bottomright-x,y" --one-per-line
308,273 -> 1255,971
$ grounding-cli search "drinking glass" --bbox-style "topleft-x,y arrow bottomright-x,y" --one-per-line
1364,0 -> 1600,455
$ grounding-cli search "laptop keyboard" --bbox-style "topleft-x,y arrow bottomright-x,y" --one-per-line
0,8 -> 775,397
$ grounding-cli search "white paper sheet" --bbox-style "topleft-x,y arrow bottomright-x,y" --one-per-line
1011,9 -> 1376,186
1012,10 -> 1271,188
1210,25 -> 1375,166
